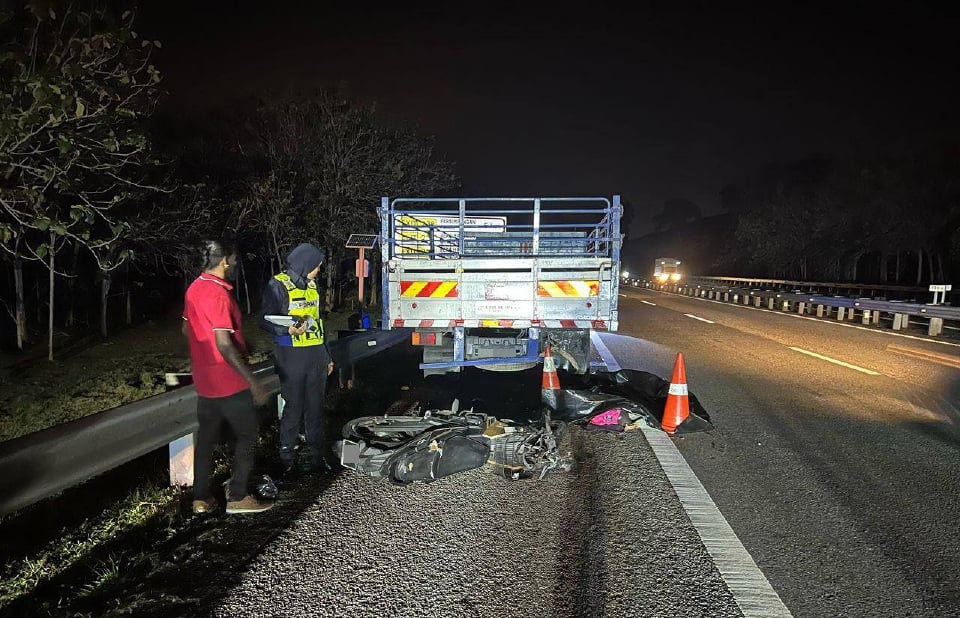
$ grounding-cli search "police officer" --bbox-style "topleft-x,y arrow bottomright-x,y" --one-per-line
260,243 -> 334,477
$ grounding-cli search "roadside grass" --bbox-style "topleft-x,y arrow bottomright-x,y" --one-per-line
0,479 -> 186,609
0,355 -> 176,442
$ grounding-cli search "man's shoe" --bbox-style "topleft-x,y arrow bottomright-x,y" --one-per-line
192,497 -> 218,514
225,495 -> 274,514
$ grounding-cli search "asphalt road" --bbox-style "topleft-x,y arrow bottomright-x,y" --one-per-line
614,286 -> 960,618
213,426 -> 742,618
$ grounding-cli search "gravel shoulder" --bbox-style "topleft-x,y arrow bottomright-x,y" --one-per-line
211,427 -> 742,618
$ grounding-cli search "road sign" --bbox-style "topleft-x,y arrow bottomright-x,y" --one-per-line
929,285 -> 952,292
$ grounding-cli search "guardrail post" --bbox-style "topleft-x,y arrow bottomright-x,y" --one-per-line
893,313 -> 905,330
872,310 -> 880,325
861,310 -> 871,325
754,296 -> 761,307
848,308 -> 857,321
733,293 -> 739,303
837,307 -> 846,320
929,317 -> 944,336
781,300 -> 790,311
724,292 -> 730,302
767,298 -> 774,310
816,305 -> 825,317
169,434 -> 195,487
798,302 -> 806,314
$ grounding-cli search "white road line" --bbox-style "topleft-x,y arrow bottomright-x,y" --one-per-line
684,313 -> 715,324
788,346 -> 880,375
642,425 -> 794,618
640,300 -> 657,306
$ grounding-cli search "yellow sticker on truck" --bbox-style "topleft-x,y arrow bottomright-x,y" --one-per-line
537,281 -> 599,297
400,281 -> 459,298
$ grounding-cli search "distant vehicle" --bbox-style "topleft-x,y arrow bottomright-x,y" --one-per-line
653,257 -> 682,282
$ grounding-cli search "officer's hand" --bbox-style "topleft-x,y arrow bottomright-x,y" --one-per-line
250,380 -> 270,407
327,361 -> 335,376
288,323 -> 308,336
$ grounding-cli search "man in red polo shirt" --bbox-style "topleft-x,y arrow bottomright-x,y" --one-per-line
183,240 -> 273,515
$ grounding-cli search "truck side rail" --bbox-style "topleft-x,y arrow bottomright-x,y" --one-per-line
381,196 -> 620,260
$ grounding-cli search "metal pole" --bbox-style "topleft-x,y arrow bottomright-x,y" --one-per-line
358,246 -> 365,306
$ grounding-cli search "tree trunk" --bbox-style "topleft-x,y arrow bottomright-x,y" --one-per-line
14,258 -> 26,350
927,250 -> 936,283
326,246 -> 335,309
240,259 -> 252,314
272,235 -> 282,273
895,251 -> 901,283
369,252 -> 380,307
100,274 -> 111,337
937,253 -> 945,282
65,242 -> 81,328
879,254 -> 888,283
48,233 -> 55,361
916,248 -> 923,285
125,267 -> 133,326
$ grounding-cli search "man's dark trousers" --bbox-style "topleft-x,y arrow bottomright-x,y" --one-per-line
275,344 -> 330,467
194,390 -> 258,501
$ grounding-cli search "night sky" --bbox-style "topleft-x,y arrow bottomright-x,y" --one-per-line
140,2 -> 960,237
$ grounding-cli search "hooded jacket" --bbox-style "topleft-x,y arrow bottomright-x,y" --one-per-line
260,243 -> 329,348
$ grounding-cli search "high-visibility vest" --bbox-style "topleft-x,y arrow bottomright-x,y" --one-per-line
274,273 -> 324,346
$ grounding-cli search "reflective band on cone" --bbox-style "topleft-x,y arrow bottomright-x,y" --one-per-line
662,352 -> 690,434
542,346 -> 560,391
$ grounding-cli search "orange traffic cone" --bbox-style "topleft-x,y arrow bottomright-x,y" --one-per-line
662,352 -> 690,434
542,345 -> 560,391
542,345 -> 561,410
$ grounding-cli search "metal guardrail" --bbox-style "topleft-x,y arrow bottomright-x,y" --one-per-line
0,328 -> 412,518
682,275 -> 931,296
631,278 -> 959,336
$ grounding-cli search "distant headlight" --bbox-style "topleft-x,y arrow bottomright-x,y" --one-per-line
656,274 -> 668,281
670,273 -> 682,281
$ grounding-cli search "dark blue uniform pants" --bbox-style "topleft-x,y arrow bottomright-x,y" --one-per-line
274,344 -> 330,466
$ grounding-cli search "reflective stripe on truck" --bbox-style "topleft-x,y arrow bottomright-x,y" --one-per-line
391,318 -> 607,329
400,281 -> 459,298
536,281 -> 600,297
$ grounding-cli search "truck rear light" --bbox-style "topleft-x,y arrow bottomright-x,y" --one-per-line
412,332 -> 437,346
591,319 -> 607,329
392,319 -> 404,328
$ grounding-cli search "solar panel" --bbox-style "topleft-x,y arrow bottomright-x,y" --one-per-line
345,234 -> 380,249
